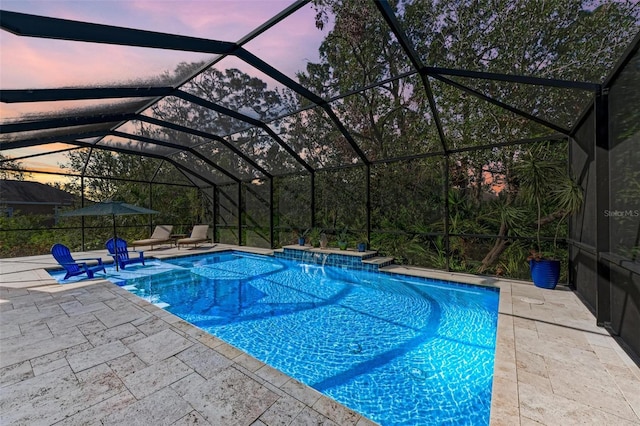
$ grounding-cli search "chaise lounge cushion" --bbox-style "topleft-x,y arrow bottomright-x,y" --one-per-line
131,225 -> 173,248
177,225 -> 210,248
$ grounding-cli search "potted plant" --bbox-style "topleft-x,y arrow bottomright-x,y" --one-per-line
526,249 -> 561,289
297,228 -> 310,246
308,227 -> 322,248
337,228 -> 349,250
516,146 -> 583,289
356,229 -> 368,252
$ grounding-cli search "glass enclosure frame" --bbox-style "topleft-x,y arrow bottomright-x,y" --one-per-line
1,0 -> 639,359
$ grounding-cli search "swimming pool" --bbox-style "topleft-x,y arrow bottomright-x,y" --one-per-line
119,251 -> 499,425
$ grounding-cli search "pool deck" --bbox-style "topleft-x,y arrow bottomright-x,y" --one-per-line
1,244 -> 639,425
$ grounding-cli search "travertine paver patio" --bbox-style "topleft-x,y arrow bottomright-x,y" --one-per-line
1,244 -> 639,425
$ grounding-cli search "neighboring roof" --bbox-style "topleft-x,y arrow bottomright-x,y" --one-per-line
0,179 -> 75,205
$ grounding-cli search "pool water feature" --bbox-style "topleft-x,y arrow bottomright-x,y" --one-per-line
119,251 -> 499,425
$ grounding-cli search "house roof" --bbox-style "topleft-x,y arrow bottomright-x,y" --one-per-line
0,180 -> 75,205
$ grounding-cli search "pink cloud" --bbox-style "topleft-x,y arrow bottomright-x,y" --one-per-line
1,31 -> 214,90
125,0 -> 295,41
242,4 -> 327,81
0,0 -> 330,185
1,0 -> 326,91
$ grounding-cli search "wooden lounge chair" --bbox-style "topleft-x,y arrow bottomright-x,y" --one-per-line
106,238 -> 145,269
51,243 -> 106,280
131,225 -> 173,249
177,225 -> 210,248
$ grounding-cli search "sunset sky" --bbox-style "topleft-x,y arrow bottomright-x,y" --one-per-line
0,0 -> 328,182
1,0 -> 326,90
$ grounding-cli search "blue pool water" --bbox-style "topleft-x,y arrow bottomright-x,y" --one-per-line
111,252 -> 499,425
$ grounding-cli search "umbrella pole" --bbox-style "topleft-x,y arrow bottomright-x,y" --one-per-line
113,214 -> 119,271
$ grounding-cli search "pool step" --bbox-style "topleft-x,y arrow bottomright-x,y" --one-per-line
275,245 -> 394,270
280,245 -> 376,257
362,256 -> 395,268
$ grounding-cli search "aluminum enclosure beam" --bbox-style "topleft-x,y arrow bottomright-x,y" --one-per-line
0,87 -> 176,103
0,10 -> 369,166
51,139 -> 220,189
423,67 -> 601,91
431,74 -> 572,135
0,10 -> 237,54
374,0 -> 449,153
173,91 -> 311,173
0,113 -> 138,134
109,130 -> 241,183
137,115 -> 275,178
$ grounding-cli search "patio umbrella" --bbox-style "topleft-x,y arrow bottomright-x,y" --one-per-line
61,201 -> 159,269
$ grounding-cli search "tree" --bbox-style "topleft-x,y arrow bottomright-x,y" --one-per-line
302,0 -> 638,275
61,149 -> 155,201
58,147 -> 207,246
0,153 -> 31,180
149,64 -> 297,178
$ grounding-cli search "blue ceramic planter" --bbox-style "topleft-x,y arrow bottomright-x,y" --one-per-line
529,259 -> 560,289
